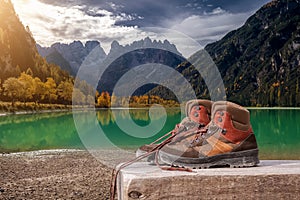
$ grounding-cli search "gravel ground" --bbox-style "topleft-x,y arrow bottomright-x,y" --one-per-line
0,150 -> 127,200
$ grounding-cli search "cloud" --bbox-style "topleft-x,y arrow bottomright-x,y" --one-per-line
167,8 -> 254,47
206,7 -> 226,15
12,0 -> 146,53
12,0 -> 270,56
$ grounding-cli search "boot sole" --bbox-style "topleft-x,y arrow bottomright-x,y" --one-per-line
158,149 -> 259,169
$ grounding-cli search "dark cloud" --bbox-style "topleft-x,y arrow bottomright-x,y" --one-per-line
38,0 -> 271,27
32,0 -> 271,53
50,25 -> 70,37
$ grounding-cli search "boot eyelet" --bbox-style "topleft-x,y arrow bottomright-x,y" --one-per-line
194,113 -> 199,117
221,129 -> 227,135
219,111 -> 224,116
198,123 -> 205,128
218,117 -> 222,122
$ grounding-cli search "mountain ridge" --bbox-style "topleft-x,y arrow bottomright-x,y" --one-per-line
149,0 -> 300,106
204,0 -> 300,106
37,37 -> 182,78
37,40 -> 106,76
32,0 -> 300,106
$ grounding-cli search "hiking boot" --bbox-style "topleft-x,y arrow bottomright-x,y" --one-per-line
136,99 -> 213,161
158,101 -> 259,168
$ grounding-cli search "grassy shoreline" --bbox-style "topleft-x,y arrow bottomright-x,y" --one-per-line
0,101 -> 99,116
1,101 -> 299,117
246,107 -> 300,110
0,101 -> 71,113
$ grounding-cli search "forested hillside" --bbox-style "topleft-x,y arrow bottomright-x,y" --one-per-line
0,0 -> 93,108
150,0 -> 300,107
205,0 -> 300,106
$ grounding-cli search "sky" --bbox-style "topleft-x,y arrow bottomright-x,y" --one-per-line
12,0 -> 270,57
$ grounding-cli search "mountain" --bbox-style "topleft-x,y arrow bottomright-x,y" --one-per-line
97,37 -> 184,95
0,0 -> 35,79
38,37 -> 183,95
37,41 -> 106,76
205,0 -> 300,106
38,47 -> 73,74
0,0 -> 70,82
0,0 -> 79,106
150,0 -> 300,106
107,37 -> 179,57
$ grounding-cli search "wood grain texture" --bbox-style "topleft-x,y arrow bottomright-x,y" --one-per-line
117,161 -> 300,200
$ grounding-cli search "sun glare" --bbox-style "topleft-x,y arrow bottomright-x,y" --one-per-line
12,0 -> 44,16
10,0 -> 62,45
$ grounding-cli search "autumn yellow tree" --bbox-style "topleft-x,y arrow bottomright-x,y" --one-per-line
3,77 -> 24,106
57,79 -> 73,104
73,88 -> 85,105
0,79 -> 2,94
44,77 -> 57,103
111,94 -> 120,107
97,91 -> 111,108
86,95 -> 95,105
33,77 -> 46,103
18,72 -> 35,102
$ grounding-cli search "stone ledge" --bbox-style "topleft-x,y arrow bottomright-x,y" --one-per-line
117,160 -> 300,199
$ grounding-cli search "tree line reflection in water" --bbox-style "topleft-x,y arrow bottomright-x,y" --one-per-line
96,108 -> 181,126
250,109 -> 300,159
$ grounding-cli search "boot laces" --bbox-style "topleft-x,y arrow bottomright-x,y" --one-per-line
110,108 -> 214,198
189,121 -> 225,146
110,132 -> 178,200
109,121 -> 205,199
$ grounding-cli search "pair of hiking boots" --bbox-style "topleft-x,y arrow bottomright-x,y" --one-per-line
110,100 -> 259,199
136,100 -> 259,169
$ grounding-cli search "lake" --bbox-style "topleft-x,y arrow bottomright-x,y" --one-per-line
0,108 -> 299,160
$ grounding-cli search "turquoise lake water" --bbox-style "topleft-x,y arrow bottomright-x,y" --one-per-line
0,109 -> 299,160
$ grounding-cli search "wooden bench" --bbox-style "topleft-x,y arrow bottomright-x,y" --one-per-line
117,160 -> 300,199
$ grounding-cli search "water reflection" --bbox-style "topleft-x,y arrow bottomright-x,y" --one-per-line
95,108 -> 181,126
93,108 -> 181,147
0,109 -> 181,153
0,109 -> 299,160
0,112 -> 81,153
250,109 -> 300,159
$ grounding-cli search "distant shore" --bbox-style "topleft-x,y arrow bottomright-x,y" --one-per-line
0,104 -> 182,117
246,107 -> 300,110
0,108 -> 71,116
0,101 -> 98,116
0,101 -> 71,115
1,105 -> 299,117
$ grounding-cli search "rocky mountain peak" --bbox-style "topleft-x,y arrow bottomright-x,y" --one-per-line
37,41 -> 106,75
108,37 -> 181,57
